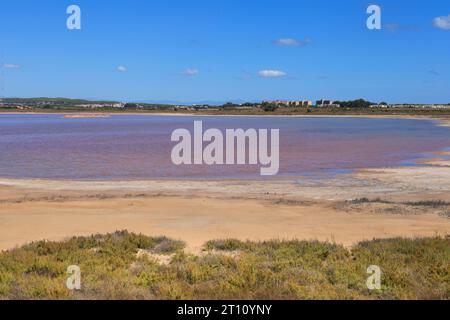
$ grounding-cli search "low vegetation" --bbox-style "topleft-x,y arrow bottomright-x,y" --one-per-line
1,97 -> 450,116
0,231 -> 448,300
351,198 -> 450,208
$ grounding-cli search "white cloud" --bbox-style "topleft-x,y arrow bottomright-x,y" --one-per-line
273,38 -> 311,47
433,14 -> 450,30
117,66 -> 127,72
2,63 -> 21,69
182,68 -> 199,76
258,70 -> 287,78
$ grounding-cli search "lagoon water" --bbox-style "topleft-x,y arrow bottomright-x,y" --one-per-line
0,114 -> 449,180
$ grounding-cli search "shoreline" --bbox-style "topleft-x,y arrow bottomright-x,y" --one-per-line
1,111 -> 448,118
1,154 -> 450,253
1,145 -> 449,194
0,115 -> 449,253
2,111 -> 449,127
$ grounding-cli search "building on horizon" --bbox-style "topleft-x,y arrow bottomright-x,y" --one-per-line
263,100 -> 313,107
316,100 -> 340,107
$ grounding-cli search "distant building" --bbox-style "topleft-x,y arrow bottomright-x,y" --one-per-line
316,99 -> 332,106
316,100 -> 339,107
370,104 -> 390,108
263,100 -> 313,107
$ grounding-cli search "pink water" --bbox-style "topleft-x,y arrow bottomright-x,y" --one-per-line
0,115 -> 449,180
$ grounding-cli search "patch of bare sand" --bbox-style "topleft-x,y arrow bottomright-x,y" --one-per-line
136,250 -> 173,266
0,192 -> 449,254
0,158 -> 449,254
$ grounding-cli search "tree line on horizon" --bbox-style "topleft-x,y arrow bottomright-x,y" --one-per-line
1,97 -> 449,111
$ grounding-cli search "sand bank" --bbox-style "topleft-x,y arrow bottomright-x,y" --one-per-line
1,155 -> 450,253
1,194 -> 448,254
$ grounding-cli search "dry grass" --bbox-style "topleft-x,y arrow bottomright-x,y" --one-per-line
0,231 -> 448,300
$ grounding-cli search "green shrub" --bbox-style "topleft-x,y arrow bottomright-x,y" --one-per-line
0,231 -> 448,300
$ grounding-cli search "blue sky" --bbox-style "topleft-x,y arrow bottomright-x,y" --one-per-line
0,0 -> 449,104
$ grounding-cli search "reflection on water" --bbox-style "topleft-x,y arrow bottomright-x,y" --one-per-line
0,115 -> 449,180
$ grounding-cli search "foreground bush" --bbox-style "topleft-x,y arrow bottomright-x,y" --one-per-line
0,231 -> 448,300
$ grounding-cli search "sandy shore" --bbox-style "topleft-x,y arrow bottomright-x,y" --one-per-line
1,114 -> 449,252
1,151 -> 450,253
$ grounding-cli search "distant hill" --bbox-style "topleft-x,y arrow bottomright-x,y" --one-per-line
1,97 -> 119,105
